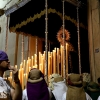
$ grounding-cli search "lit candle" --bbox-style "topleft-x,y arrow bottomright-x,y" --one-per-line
19,68 -> 22,88
32,66 -> 35,68
31,56 -> 34,67
57,48 -> 59,74
54,48 -> 56,73
28,59 -> 30,67
39,52 -> 41,67
48,52 -> 50,76
42,54 -> 45,74
30,59 -> 32,67
53,50 -> 56,73
10,76 -> 12,84
18,69 -> 21,80
21,68 -> 24,90
61,45 -> 63,76
29,67 -> 31,72
20,63 -> 23,69
26,60 -> 29,75
53,50 -> 54,73
41,56 -> 44,73
23,60 -> 26,69
34,54 -> 37,65
66,43 -> 69,80
44,51 -> 45,63
50,52 -> 53,74
35,64 -> 38,68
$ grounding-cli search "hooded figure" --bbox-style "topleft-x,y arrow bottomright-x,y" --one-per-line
66,74 -> 86,100
52,76 -> 67,100
26,68 -> 49,100
87,81 -> 100,100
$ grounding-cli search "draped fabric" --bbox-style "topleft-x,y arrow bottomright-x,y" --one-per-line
66,86 -> 86,100
9,0 -> 89,73
27,68 -> 49,100
27,80 -> 49,100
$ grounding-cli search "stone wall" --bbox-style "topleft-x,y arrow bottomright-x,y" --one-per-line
88,0 -> 100,82
0,14 -> 29,70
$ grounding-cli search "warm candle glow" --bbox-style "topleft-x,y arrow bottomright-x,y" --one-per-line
26,60 -> 29,75
66,43 -> 69,80
48,54 -> 51,76
18,69 -> 21,80
53,50 -> 56,73
21,68 -> 24,90
20,63 -> 23,69
15,65 -> 17,69
31,56 -> 34,67
61,45 -> 63,76
29,67 -> 31,72
23,60 -> 26,69
34,54 -> 37,65
50,52 -> 53,74
57,48 -> 59,74
9,42 -> 69,90
10,72 -> 12,77
39,52 -> 41,67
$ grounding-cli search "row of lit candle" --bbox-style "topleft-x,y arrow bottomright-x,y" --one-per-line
5,43 -> 68,90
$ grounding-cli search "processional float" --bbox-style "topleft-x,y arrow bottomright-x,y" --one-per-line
4,0 -> 85,89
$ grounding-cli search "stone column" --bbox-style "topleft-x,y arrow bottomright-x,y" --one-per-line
88,0 -> 100,82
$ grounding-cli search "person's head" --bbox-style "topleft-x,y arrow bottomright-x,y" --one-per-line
54,76 -> 64,83
27,68 -> 49,100
27,68 -> 44,83
68,74 -> 82,87
0,50 -> 10,71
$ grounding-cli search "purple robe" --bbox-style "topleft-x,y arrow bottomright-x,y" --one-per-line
27,69 -> 49,100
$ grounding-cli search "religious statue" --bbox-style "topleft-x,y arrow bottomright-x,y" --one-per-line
57,27 -> 78,73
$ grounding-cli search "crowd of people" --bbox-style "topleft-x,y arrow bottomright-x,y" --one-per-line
0,50 -> 100,100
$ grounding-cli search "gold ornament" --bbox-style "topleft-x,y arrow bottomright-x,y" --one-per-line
57,27 -> 70,45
